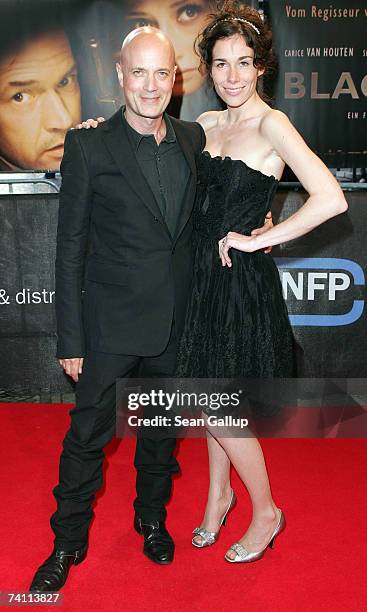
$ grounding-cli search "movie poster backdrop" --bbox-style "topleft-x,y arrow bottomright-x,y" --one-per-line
1,1 -> 365,172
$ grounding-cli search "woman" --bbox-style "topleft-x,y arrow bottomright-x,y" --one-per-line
174,1 -> 347,562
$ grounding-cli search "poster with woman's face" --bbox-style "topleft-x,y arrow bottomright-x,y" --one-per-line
122,0 -> 212,96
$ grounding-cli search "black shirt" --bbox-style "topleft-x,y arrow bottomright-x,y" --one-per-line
122,110 -> 190,238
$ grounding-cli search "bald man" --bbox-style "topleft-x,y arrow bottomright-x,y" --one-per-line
29,27 -> 205,591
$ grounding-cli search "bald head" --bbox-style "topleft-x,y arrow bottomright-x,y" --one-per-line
120,26 -> 175,67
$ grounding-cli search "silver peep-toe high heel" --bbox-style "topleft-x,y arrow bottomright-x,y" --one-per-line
224,509 -> 286,563
192,489 -> 237,548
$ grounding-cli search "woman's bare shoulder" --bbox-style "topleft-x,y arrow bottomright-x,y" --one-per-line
259,108 -> 291,133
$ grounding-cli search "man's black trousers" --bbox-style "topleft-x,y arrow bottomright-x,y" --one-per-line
50,325 -> 178,552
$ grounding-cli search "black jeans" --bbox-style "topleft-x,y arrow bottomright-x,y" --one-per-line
50,324 -> 178,552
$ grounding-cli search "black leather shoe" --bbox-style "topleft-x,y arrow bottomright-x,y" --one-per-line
29,544 -> 88,592
134,515 -> 174,565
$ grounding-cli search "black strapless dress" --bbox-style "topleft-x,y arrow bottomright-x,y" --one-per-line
175,151 -> 294,378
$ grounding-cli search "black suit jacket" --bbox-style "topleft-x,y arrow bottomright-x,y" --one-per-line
55,107 -> 206,358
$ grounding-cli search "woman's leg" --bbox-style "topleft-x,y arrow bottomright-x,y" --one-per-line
215,435 -> 281,559
192,430 -> 232,545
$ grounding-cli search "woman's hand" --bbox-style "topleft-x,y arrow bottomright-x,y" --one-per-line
75,117 -> 105,129
219,232 -> 259,267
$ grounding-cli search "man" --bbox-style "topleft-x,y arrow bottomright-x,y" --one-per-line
0,30 -> 81,171
30,27 -> 206,592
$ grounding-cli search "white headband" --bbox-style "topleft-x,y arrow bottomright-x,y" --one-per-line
208,17 -> 260,36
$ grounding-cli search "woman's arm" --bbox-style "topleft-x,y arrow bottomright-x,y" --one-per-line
220,110 -> 347,264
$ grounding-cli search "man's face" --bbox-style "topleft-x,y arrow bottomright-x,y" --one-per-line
116,33 -> 176,120
0,31 -> 81,170
123,0 -> 210,95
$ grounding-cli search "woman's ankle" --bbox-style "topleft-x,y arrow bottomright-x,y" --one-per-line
252,504 -> 279,523
207,483 -> 232,504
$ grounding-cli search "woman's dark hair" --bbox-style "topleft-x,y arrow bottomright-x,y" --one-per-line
195,1 -> 276,100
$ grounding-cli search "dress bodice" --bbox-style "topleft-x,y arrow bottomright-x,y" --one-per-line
194,150 -> 279,241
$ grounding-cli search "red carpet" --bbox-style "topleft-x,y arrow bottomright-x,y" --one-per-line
0,403 -> 366,611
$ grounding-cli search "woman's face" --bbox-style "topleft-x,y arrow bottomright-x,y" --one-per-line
210,34 -> 264,108
124,0 -> 210,95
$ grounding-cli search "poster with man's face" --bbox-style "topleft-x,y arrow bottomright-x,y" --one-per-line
0,0 -> 87,172
0,31 -> 81,171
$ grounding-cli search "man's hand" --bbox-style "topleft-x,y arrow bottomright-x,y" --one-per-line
75,117 -> 105,129
251,213 -> 273,254
58,357 -> 84,382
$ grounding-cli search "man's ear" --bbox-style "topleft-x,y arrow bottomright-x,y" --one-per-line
116,62 -> 123,87
173,64 -> 177,84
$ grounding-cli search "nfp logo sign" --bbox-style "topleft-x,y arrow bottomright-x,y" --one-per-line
274,258 -> 365,326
